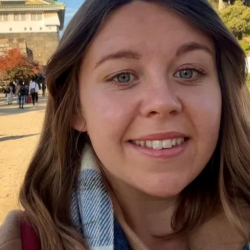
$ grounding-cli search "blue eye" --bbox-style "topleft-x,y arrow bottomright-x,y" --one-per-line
116,73 -> 134,83
106,72 -> 137,86
176,70 -> 195,79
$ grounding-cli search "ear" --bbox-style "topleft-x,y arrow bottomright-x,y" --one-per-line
71,114 -> 87,132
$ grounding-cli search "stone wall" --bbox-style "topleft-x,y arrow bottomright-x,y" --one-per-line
0,38 -> 27,57
0,33 -> 59,65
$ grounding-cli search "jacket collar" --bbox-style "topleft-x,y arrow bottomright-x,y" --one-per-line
0,210 -> 23,250
111,191 -> 250,250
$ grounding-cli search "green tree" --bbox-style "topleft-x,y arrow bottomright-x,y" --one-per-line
218,0 -> 229,10
220,0 -> 250,39
208,0 -> 250,10
239,38 -> 250,54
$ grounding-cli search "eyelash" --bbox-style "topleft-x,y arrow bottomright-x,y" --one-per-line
105,66 -> 206,87
105,71 -> 138,87
174,66 -> 206,81
177,66 -> 206,75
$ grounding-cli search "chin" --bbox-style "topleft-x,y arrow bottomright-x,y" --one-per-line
131,172 -> 192,198
136,181 -> 186,199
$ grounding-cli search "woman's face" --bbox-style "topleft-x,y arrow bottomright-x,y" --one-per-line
76,2 -> 221,198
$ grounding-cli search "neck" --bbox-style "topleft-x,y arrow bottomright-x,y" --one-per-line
106,173 -> 188,250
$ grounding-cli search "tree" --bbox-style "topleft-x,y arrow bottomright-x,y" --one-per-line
208,0 -> 250,10
0,48 -> 42,81
219,0 -> 229,10
219,0 -> 250,39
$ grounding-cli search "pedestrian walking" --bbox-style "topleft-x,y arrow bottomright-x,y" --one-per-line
29,76 -> 39,106
42,82 -> 46,96
25,84 -> 29,103
6,84 -> 13,105
17,80 -> 27,109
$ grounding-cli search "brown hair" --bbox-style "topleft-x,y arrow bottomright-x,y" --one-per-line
19,0 -> 250,249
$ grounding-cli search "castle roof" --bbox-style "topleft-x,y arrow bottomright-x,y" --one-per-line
0,0 -> 66,29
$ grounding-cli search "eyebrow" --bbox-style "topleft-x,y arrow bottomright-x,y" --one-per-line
94,42 -> 213,69
95,50 -> 142,69
176,42 -> 213,57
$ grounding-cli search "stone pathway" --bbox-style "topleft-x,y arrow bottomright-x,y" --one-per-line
0,93 -> 46,224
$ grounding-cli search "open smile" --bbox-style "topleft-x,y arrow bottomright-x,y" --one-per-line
131,137 -> 186,150
128,133 -> 190,159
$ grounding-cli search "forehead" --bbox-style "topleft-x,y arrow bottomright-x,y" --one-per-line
85,1 -> 214,62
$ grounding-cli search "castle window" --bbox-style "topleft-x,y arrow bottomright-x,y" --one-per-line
21,14 -> 26,21
14,14 -> 19,21
0,14 -> 8,22
31,13 -> 42,21
14,14 -> 25,21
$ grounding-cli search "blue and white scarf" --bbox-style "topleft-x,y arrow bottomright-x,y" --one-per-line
71,145 -> 133,250
71,145 -> 250,250
71,145 -> 114,250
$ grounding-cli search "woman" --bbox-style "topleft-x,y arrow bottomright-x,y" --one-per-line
6,83 -> 13,105
29,76 -> 39,106
17,80 -> 27,109
0,0 -> 250,250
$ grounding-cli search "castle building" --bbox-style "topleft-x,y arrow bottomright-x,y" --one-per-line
0,0 -> 65,65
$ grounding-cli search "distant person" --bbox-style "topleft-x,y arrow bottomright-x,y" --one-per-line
29,76 -> 39,106
25,84 -> 29,103
12,80 -> 16,96
42,82 -> 46,96
17,80 -> 27,109
6,84 -> 13,105
3,87 -> 7,97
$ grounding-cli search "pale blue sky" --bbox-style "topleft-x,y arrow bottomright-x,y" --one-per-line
63,0 -> 85,31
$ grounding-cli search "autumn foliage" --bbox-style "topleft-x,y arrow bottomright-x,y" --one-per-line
0,48 -> 43,81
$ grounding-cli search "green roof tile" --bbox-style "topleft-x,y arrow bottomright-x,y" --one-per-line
0,4 -> 65,9
0,0 -> 65,8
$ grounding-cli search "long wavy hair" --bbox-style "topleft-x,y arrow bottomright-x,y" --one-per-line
19,0 -> 250,249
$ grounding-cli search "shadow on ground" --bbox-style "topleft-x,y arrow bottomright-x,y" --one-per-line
0,133 -> 39,143
0,94 -> 47,116
0,105 -> 46,116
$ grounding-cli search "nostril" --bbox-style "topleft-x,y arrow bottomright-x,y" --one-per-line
148,111 -> 158,117
170,110 -> 178,116
148,110 -> 178,117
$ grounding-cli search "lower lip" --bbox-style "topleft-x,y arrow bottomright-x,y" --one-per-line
129,140 -> 189,159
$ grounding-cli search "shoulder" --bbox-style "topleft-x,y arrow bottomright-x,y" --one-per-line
189,205 -> 250,250
0,210 -> 23,250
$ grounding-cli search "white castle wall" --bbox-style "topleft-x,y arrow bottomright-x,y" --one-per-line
247,57 -> 250,73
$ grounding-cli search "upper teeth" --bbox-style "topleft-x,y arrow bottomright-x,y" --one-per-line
133,138 -> 185,149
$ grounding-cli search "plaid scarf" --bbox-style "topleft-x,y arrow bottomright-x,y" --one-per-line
71,145 -> 132,250
71,146 -> 250,250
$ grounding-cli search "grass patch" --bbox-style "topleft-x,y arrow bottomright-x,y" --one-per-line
247,74 -> 250,88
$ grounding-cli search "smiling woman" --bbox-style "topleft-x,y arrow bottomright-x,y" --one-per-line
1,1 -> 250,250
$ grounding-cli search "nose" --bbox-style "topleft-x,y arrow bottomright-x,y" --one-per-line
140,80 -> 183,118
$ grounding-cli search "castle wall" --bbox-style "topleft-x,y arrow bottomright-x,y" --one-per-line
0,32 -> 59,65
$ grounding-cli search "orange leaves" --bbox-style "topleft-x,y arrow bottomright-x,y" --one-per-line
0,48 -> 22,72
0,48 -> 43,80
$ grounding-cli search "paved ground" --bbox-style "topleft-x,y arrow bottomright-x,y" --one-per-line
0,93 -> 46,224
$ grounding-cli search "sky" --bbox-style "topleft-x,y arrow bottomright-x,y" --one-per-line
63,0 -> 85,32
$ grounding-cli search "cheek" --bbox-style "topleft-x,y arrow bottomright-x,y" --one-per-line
184,85 -> 222,167
184,84 -> 222,135
80,89 -> 137,141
